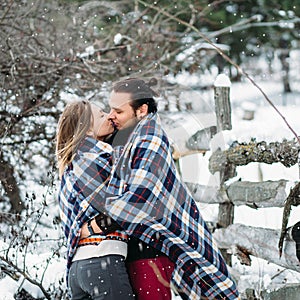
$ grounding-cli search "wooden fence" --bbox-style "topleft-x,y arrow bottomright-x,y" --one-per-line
160,75 -> 300,276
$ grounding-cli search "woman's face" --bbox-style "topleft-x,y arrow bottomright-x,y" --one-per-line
90,104 -> 114,140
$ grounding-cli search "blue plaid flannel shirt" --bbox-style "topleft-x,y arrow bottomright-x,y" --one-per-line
58,136 -> 117,278
94,113 -> 240,300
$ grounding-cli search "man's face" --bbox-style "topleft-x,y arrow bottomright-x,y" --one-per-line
108,91 -> 138,130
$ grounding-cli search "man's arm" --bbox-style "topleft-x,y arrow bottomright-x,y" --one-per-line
106,133 -> 176,226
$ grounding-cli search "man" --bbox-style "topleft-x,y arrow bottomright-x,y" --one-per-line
93,77 -> 240,300
106,78 -> 175,300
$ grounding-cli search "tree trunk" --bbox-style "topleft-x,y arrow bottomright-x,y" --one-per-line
0,153 -> 24,214
279,48 -> 292,93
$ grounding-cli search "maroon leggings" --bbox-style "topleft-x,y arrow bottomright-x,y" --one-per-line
127,256 -> 175,300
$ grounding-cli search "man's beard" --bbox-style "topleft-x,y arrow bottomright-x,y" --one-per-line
107,123 -> 137,147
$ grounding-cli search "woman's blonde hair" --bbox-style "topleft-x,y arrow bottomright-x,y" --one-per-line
56,100 -> 93,178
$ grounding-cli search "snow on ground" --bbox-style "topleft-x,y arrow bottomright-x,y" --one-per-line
2,77 -> 300,299
178,78 -> 300,298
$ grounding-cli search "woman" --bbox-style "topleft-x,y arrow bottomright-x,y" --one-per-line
56,100 -> 135,300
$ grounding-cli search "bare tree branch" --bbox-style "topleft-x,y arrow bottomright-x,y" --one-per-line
138,0 -> 300,144
0,255 -> 51,300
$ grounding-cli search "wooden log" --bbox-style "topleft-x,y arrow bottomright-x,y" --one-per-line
209,139 -> 299,174
186,125 -> 217,151
213,223 -> 300,272
160,111 -> 216,158
185,182 -> 225,204
185,179 -> 289,208
226,179 -> 288,208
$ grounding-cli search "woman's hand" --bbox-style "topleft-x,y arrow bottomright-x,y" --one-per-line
80,218 -> 103,239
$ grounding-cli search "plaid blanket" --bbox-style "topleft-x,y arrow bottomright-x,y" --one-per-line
101,113 -> 240,300
58,136 -> 119,275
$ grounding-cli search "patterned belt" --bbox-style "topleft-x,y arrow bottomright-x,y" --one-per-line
78,232 -> 128,247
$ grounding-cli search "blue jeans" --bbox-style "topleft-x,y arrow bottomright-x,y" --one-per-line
68,255 -> 135,300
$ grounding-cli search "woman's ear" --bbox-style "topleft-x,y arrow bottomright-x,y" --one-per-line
86,128 -> 94,137
136,104 -> 149,119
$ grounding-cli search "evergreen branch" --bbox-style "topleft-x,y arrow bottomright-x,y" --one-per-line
138,0 -> 300,145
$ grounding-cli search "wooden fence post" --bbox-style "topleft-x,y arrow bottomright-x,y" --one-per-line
214,74 -> 235,265
214,74 -> 232,132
